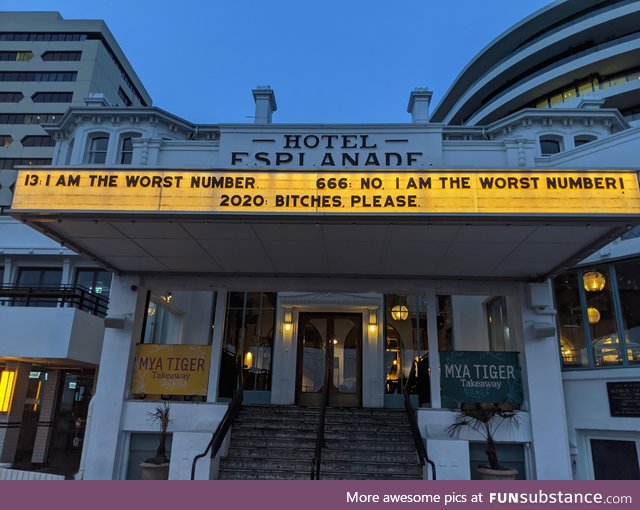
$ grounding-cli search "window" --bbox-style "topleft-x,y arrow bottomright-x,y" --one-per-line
0,33 -> 87,42
219,292 -> 275,397
562,87 -> 576,101
86,135 -> 109,164
31,92 -> 73,103
486,296 -> 509,351
583,267 -> 622,367
615,259 -> 640,364
539,136 -> 562,155
0,135 -> 12,148
574,135 -> 597,147
119,133 -> 141,164
41,51 -> 81,61
17,267 -> 62,287
590,439 -> 640,480
75,269 -> 112,300
0,158 -> 51,170
118,87 -> 132,107
16,267 -> 63,307
554,273 -> 588,368
0,92 -> 23,103
0,51 -> 33,61
577,79 -> 597,96
437,295 -> 454,351
0,71 -> 77,82
0,113 -> 61,125
384,294 -> 429,405
554,260 -> 640,369
141,289 -> 216,348
21,135 -> 56,148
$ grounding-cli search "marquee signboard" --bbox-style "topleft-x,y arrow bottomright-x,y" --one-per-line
10,168 -> 640,216
440,351 -> 523,408
131,344 -> 211,396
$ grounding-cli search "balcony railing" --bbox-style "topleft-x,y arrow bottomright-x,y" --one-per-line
0,285 -> 109,317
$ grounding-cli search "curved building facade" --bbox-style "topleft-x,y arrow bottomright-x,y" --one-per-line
431,0 -> 640,127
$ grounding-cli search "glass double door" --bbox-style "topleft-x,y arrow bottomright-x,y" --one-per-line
296,313 -> 362,407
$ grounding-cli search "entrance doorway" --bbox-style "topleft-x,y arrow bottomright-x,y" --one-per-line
296,313 -> 362,407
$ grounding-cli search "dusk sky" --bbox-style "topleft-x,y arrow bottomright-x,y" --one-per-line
3,0 -> 551,124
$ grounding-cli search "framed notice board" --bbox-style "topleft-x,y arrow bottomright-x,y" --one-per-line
607,381 -> 640,417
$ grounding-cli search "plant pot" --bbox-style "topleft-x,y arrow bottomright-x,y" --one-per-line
140,462 -> 170,480
477,466 -> 518,480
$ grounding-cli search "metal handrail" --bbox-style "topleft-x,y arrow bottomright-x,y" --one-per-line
310,351 -> 332,480
190,355 -> 244,480
0,284 -> 109,317
403,360 -> 437,480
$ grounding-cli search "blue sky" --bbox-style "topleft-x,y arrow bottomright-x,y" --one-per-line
3,0 -> 551,124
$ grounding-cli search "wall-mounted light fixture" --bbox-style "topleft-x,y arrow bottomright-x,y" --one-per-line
283,308 -> 293,332
0,370 -> 17,413
369,310 -> 377,333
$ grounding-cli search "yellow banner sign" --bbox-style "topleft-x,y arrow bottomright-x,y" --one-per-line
131,344 -> 211,396
11,169 -> 640,215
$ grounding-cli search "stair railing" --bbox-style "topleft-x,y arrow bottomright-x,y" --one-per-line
310,351 -> 332,479
403,360 -> 437,480
190,355 -> 244,480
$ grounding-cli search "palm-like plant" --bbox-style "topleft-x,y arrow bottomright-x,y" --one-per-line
446,403 -> 519,471
145,403 -> 171,465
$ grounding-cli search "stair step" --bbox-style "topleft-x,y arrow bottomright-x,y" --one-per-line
235,413 -> 411,427
233,420 -> 412,434
225,447 -> 417,464
219,405 -> 423,480
228,437 -> 317,450
219,456 -> 422,476
225,447 -> 315,460
318,471 -> 423,480
325,439 -> 416,452
219,468 -> 309,480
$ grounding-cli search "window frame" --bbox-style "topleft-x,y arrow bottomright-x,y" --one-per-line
555,262 -> 640,370
31,91 -> 73,103
118,132 -> 142,165
539,135 -> 563,156
574,134 -> 597,147
85,133 -> 110,165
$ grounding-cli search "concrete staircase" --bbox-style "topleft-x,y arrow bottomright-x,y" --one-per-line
218,405 -> 423,480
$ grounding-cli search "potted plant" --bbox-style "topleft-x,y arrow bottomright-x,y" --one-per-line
139,403 -> 171,480
446,402 -> 520,480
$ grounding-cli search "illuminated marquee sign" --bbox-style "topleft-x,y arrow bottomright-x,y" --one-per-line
131,344 -> 212,396
11,169 -> 640,215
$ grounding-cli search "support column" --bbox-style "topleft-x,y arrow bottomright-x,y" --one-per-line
0,361 -> 31,465
31,370 -> 62,465
425,291 -> 441,408
207,289 -> 227,403
82,276 -> 144,479
521,281 -> 572,479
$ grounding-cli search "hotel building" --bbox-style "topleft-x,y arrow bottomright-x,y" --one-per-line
1,1 -> 639,480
